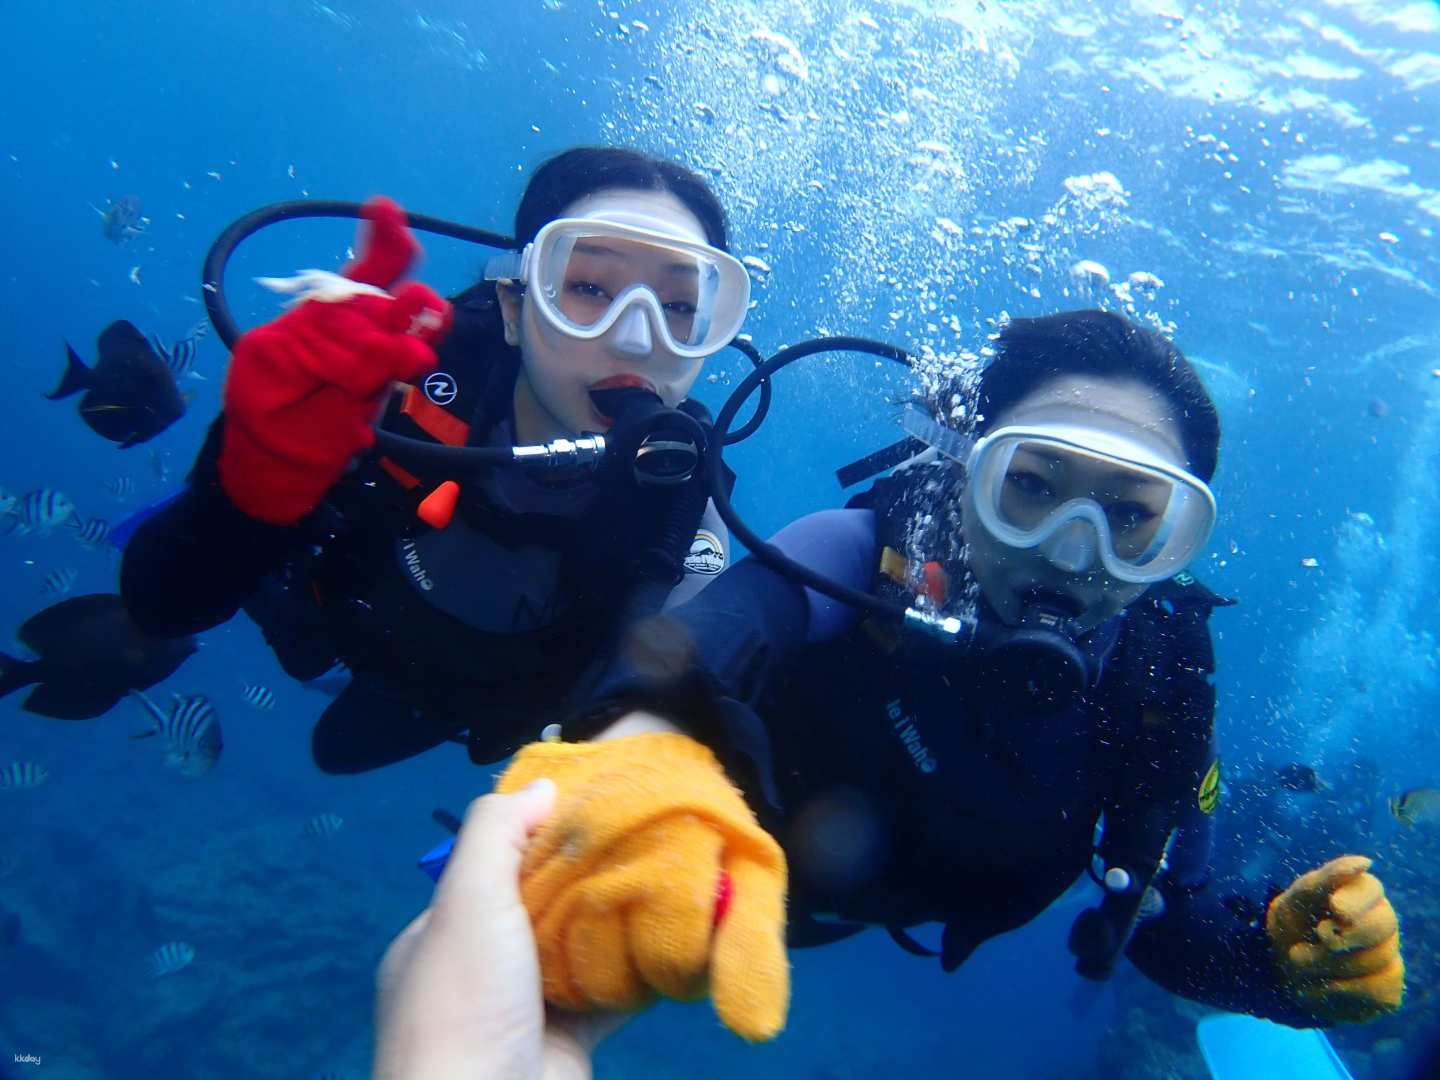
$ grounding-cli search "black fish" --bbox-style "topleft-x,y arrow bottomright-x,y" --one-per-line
0,593 -> 196,719
1274,763 -> 1325,794
98,194 -> 147,244
49,321 -> 186,448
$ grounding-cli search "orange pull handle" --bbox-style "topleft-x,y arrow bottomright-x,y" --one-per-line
417,480 -> 460,529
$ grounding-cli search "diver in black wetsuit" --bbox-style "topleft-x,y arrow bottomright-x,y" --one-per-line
121,147 -> 751,773
564,310 -> 1406,1029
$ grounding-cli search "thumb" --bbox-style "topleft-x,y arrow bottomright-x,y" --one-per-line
432,780 -> 558,910
344,196 -> 421,289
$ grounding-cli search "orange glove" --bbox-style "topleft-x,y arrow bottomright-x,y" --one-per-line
1266,855 -> 1404,1023
494,732 -> 789,1042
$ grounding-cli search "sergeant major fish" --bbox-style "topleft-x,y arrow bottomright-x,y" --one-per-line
40,568 -> 78,597
94,195 -> 148,245
13,489 -> 75,537
147,940 -> 195,977
149,321 -> 210,381
67,516 -> 111,549
240,683 -> 276,711
0,762 -> 49,791
130,692 -> 223,777
1390,788 -> 1440,828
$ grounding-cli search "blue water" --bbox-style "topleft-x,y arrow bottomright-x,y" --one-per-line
2,1 -> 1438,1077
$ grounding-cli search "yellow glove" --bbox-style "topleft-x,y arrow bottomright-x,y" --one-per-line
1265,855 -> 1404,1023
495,732 -> 789,1042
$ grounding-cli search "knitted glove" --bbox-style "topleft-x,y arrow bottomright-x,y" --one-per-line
1266,855 -> 1404,1023
218,196 -> 452,524
495,732 -> 789,1042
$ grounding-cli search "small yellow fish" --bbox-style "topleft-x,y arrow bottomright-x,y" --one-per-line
1389,788 -> 1440,828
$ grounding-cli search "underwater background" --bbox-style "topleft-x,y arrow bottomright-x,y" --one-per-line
2,0 -> 1438,1076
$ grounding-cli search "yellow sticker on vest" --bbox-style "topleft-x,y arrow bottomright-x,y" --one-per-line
1198,759 -> 1221,815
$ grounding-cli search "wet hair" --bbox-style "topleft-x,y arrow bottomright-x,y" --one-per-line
512,146 -> 729,250
974,310 -> 1221,482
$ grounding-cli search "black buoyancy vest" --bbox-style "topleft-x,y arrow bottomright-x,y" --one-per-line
849,462 -> 1235,970
300,283 -> 723,760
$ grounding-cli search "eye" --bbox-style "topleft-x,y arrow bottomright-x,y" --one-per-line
1005,469 -> 1054,499
1106,501 -> 1158,531
565,279 -> 611,300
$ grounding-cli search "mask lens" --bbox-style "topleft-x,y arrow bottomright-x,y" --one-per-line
533,223 -> 742,352
975,432 -> 1213,581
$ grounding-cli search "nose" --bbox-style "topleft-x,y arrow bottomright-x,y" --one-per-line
1039,519 -> 1098,574
607,305 -> 654,358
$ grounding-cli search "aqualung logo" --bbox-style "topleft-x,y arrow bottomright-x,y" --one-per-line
400,539 -> 434,591
886,698 -> 938,775
424,372 -> 458,405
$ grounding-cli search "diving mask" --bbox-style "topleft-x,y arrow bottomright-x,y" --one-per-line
485,211 -> 751,360
903,409 -> 1216,584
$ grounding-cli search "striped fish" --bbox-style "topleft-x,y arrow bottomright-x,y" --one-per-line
240,683 -> 277,711
0,487 -> 16,517
131,692 -> 223,777
150,322 -> 210,381
67,515 -> 111,549
306,813 -> 344,838
0,762 -> 49,791
147,941 -> 196,977
106,475 -> 137,500
41,567 -> 79,597
19,489 -> 75,535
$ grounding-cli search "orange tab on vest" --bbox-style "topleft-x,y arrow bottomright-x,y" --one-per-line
921,560 -> 949,606
400,385 -> 469,446
417,481 -> 461,529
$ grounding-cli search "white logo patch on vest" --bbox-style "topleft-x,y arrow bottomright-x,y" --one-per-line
684,529 -> 726,575
886,697 -> 938,775
423,372 -> 458,405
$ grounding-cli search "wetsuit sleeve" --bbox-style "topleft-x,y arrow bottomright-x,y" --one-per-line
566,508 -> 877,771
120,416 -> 303,637
1125,815 -> 1328,1028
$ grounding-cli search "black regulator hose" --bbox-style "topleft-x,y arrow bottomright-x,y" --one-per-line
201,199 -> 517,350
200,198 -> 772,453
707,336 -> 918,623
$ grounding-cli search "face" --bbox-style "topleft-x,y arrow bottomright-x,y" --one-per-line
500,187 -> 711,442
961,374 -> 1190,633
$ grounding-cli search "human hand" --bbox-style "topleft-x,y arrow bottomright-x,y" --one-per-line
1266,854 -> 1404,1023
495,732 -> 790,1043
375,781 -> 623,1080
219,196 -> 452,524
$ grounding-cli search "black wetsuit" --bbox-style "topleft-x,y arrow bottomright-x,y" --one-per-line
121,285 -> 729,772
570,461 -> 1326,1028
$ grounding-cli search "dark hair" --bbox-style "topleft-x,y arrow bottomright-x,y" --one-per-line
513,146 -> 729,250
973,310 -> 1221,482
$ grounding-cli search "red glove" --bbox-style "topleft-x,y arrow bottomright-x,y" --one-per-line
218,197 -> 453,525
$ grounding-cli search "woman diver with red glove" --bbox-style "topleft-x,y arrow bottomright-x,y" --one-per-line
120,147 -> 754,774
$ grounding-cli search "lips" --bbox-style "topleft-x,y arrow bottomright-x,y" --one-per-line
588,375 -> 659,424
591,373 -> 657,394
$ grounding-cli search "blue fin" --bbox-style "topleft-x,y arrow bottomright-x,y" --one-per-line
1197,1014 -> 1353,1080
417,837 -> 455,884
109,488 -> 186,550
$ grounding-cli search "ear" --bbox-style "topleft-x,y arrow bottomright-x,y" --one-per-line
497,284 -> 523,347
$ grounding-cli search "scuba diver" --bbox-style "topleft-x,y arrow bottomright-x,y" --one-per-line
460,310 -> 1404,1044
120,147 -> 753,773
